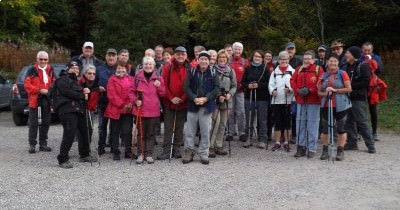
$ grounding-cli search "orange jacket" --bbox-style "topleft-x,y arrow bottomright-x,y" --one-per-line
24,64 -> 54,108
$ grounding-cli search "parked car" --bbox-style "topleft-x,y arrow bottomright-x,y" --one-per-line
11,64 -> 66,126
0,74 -> 12,109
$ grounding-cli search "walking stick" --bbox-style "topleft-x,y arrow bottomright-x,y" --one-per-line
130,108 -> 140,165
87,107 -> 100,166
37,95 -> 42,128
138,91 -> 144,161
84,94 -> 93,166
226,100 -> 231,157
285,87 -> 290,152
304,97 -> 309,158
246,89 -> 253,146
254,88 -> 258,139
169,105 -> 178,162
328,93 -> 335,163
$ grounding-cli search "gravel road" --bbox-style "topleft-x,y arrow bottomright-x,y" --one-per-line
0,110 -> 399,210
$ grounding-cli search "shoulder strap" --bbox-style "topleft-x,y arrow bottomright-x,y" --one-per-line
257,65 -> 267,82
241,58 -> 245,66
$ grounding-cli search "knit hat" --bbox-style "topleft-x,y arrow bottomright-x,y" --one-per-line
198,51 -> 210,60
67,61 -> 79,70
347,46 -> 361,59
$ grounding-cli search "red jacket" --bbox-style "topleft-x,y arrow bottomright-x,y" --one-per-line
104,75 -> 134,120
162,57 -> 189,110
24,64 -> 54,108
290,63 -> 322,104
79,77 -> 99,111
130,71 -> 166,118
190,59 -> 198,68
230,56 -> 249,92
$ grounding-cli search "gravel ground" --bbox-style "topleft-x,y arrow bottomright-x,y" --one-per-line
0,110 -> 399,210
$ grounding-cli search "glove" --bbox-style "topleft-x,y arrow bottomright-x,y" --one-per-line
298,87 -> 310,97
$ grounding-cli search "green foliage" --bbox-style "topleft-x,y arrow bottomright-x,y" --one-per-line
92,0 -> 188,62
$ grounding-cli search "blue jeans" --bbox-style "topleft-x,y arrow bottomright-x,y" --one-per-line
296,104 -> 320,152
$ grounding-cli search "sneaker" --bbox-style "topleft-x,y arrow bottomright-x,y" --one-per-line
136,155 -> 144,164
239,135 -> 247,142
29,145 -> 36,154
243,139 -> 252,148
200,156 -> 209,165
59,161 -> 73,169
157,152 -> 170,160
373,133 -> 379,141
209,148 -> 216,158
294,146 -> 306,158
113,153 -> 121,161
79,156 -> 98,162
39,145 -> 52,152
320,145 -> 329,160
271,143 -> 281,151
98,147 -> 106,155
173,149 -> 182,159
283,143 -> 290,152
226,136 -> 234,142
182,150 -> 194,164
257,142 -> 266,149
146,156 -> 154,164
344,144 -> 358,151
215,147 -> 228,156
367,145 -> 376,153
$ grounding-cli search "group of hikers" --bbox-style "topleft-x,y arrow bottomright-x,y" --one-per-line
23,40 -> 387,169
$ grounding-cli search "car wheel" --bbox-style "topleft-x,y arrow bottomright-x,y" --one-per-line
13,112 -> 28,126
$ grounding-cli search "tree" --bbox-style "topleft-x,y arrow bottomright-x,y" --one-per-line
92,0 -> 188,61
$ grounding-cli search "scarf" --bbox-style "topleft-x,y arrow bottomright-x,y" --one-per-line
36,64 -> 49,85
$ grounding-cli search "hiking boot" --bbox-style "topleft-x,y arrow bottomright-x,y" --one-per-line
344,143 -> 358,151
113,153 -> 121,161
271,143 -> 281,151
226,136 -> 234,142
257,142 -> 266,149
283,143 -> 290,152
29,145 -> 36,154
243,139 -> 252,148
157,152 -> 170,160
373,133 -> 379,141
173,149 -> 182,159
215,147 -> 227,156
59,161 -> 73,169
39,145 -> 52,152
182,150 -> 194,164
320,145 -> 329,160
336,146 -> 344,161
200,156 -> 209,165
79,155 -> 98,162
98,147 -> 106,155
307,151 -> 315,158
239,135 -> 247,142
367,145 -> 376,153
294,146 -> 306,158
209,148 -> 216,158
136,155 -> 144,164
146,156 -> 154,164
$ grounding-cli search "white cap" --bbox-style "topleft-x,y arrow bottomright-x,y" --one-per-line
83,42 -> 94,48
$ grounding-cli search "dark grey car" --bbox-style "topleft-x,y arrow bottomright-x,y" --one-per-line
11,64 -> 66,125
0,74 -> 12,109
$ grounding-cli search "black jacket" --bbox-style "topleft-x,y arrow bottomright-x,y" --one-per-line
342,60 -> 371,101
54,71 -> 86,115
241,63 -> 270,101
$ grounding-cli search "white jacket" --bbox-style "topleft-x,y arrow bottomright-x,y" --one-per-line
268,65 -> 295,104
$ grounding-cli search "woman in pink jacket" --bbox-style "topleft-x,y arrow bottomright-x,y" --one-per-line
130,56 -> 166,164
105,63 -> 134,161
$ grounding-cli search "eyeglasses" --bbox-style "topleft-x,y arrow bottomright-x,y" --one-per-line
86,72 -> 96,75
253,55 -> 262,58
39,58 -> 48,61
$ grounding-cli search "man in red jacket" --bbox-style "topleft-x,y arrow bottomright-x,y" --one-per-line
290,50 -> 323,158
24,51 -> 54,153
157,46 -> 191,160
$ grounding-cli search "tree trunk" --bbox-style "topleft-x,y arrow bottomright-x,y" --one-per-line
314,0 -> 325,44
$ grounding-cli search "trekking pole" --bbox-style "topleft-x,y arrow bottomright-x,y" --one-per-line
87,106 -> 100,166
304,97 -> 309,158
246,89 -> 253,145
268,88 -> 277,151
285,86 -> 290,152
37,95 -> 42,127
254,88 -> 258,139
169,105 -> 178,162
138,91 -> 144,161
328,93 -> 335,163
84,94 -> 93,166
226,100 -> 231,157
130,108 -> 140,165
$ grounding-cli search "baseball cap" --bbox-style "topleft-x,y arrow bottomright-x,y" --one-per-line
106,48 -> 117,54
285,42 -> 296,49
175,46 -> 187,53
198,51 -> 210,60
83,42 -> 94,48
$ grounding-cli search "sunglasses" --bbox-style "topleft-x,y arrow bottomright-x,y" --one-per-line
39,58 -> 48,61
86,72 -> 96,75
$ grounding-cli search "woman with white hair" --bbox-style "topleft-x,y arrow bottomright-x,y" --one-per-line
130,56 -> 166,164
268,51 -> 295,152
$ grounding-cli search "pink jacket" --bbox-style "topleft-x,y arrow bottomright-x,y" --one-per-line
130,71 -> 166,118
104,75 -> 134,120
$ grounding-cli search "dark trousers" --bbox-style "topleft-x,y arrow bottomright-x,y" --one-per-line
136,117 -> 158,157
346,100 -> 374,147
57,112 -> 90,164
162,107 -> 187,153
28,98 -> 51,146
272,104 -> 291,132
369,104 -> 378,134
110,114 -> 133,154
98,107 -> 109,149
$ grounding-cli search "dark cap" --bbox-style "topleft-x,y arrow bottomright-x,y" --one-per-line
347,46 -> 361,60
198,51 -> 210,60
106,48 -> 117,54
67,61 -> 79,69
285,42 -> 296,49
318,45 -> 328,52
175,46 -> 187,53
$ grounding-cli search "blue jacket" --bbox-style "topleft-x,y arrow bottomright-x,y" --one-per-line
96,64 -> 115,106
